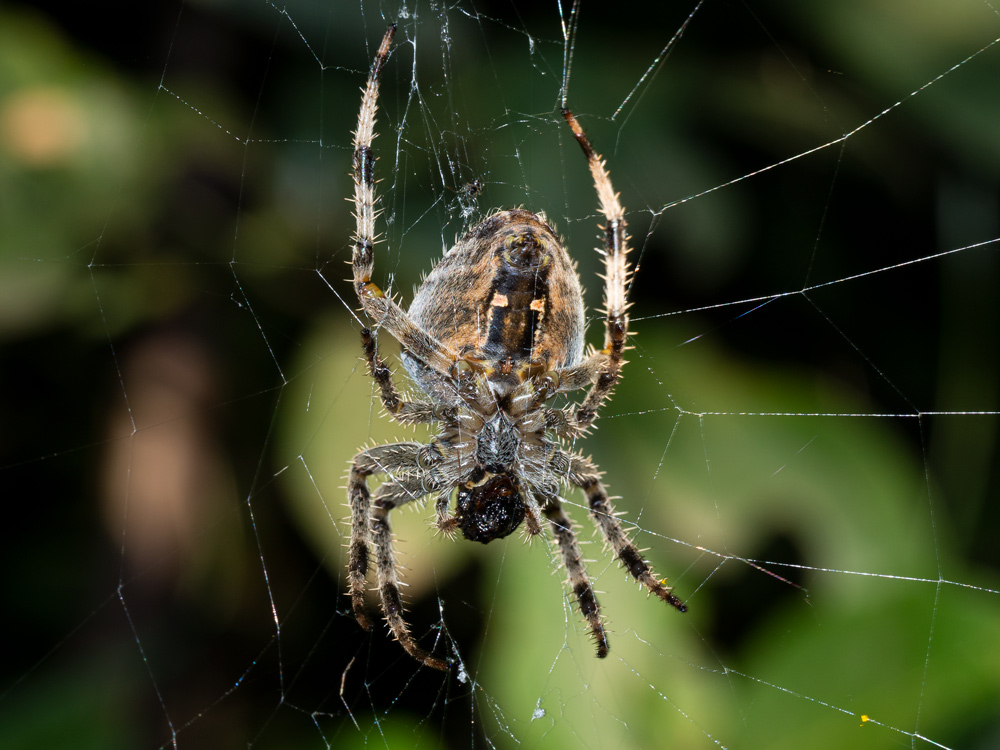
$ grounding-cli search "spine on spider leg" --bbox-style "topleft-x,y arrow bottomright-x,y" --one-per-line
371,505 -> 450,671
582,476 -> 686,614
351,24 -> 397,299
360,327 -> 401,415
561,108 -> 633,426
347,464 -> 374,630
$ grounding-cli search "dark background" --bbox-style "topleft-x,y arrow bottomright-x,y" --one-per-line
1,1 -> 998,748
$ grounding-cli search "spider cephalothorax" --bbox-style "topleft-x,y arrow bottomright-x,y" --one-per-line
455,469 -> 525,544
347,25 -> 685,672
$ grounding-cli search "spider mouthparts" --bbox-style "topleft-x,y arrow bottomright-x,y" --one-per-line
455,472 -> 525,544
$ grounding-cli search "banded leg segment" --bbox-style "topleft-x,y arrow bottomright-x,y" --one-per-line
371,505 -> 450,671
361,328 -> 455,425
347,462 -> 374,630
544,501 -> 609,658
566,452 -> 687,612
348,442 -> 437,631
352,25 -> 456,378
561,108 -> 632,430
351,26 -> 394,264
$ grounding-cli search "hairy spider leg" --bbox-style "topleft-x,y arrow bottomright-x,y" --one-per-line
544,500 -> 609,657
360,327 -> 453,425
545,109 -> 633,433
371,503 -> 450,671
347,25 -> 467,671
348,442 -> 427,628
348,442 -> 451,671
564,451 -> 686,612
351,25 -> 457,378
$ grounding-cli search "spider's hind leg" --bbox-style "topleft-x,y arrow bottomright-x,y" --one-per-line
559,108 -> 633,433
351,25 -> 458,379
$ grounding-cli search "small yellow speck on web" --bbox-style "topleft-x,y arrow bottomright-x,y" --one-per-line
860,714 -> 870,726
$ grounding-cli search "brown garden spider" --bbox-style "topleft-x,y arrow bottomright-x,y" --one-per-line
348,25 -> 686,671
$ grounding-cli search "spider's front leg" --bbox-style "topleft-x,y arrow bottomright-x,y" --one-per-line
563,451 -> 687,613
347,442 -> 426,630
347,443 -> 451,671
543,499 -> 609,657
370,502 -> 450,671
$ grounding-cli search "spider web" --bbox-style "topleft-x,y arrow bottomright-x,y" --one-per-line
2,0 -> 999,748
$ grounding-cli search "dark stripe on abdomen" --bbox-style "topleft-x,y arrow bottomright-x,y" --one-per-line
482,264 -> 547,362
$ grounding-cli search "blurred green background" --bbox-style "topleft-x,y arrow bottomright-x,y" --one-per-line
1,1 -> 998,748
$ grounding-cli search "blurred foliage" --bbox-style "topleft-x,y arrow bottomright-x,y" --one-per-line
1,1 -> 998,749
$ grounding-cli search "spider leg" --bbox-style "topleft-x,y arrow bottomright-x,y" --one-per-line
540,404 -> 595,439
434,492 -> 454,535
560,108 -> 632,430
563,451 -> 686,612
543,499 -> 609,658
371,503 -> 450,671
347,443 -> 442,630
348,442 -> 450,670
361,328 -> 455,425
371,470 -> 446,507
347,463 -> 375,631
352,26 -> 457,378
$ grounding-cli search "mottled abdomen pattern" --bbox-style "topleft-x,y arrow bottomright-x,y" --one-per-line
405,209 -> 585,395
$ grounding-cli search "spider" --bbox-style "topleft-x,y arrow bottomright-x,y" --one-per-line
347,25 -> 686,671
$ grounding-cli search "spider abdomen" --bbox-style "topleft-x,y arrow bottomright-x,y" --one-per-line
405,209 -> 585,393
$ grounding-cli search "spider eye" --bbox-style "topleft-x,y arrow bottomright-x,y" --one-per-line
455,473 -> 525,544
